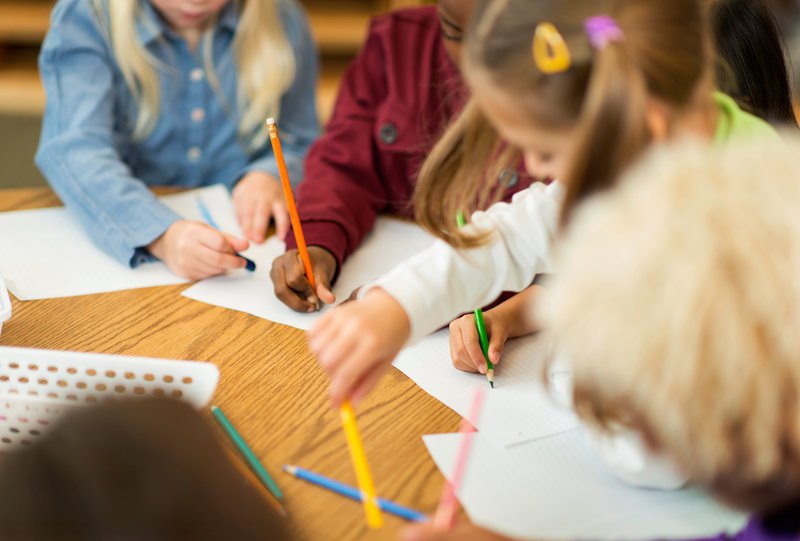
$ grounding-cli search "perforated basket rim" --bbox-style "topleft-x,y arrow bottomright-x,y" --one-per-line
0,346 -> 220,409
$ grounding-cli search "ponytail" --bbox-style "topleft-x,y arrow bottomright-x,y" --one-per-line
458,0 -> 708,230
561,42 -> 651,225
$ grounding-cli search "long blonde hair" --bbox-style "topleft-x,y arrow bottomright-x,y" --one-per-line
91,0 -> 296,149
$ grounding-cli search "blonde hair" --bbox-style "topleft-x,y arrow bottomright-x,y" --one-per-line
541,136 -> 800,511
91,0 -> 296,148
414,0 -> 710,247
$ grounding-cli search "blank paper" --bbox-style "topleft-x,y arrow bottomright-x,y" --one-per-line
424,431 -> 748,540
182,218 -> 437,330
393,331 -> 579,446
0,185 -> 234,301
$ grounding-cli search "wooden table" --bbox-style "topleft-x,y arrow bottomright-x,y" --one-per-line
0,188 -> 461,541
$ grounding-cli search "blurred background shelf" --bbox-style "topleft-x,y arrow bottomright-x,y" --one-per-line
0,0 -> 429,187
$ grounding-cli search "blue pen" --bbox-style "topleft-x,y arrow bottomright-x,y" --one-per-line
195,196 -> 256,272
283,465 -> 427,522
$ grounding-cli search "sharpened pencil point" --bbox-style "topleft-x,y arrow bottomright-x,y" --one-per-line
490,381 -> 494,388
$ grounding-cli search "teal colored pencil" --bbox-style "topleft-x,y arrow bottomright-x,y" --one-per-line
456,212 -> 495,389
211,405 -> 283,500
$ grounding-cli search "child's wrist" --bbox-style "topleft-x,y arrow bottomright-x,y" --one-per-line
364,287 -> 411,343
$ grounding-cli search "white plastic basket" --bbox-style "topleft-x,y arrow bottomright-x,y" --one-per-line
0,274 -> 10,337
0,346 -> 220,449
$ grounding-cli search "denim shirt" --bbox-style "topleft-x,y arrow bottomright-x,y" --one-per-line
36,0 -> 319,267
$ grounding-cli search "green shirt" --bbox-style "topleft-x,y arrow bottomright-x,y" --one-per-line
714,92 -> 780,143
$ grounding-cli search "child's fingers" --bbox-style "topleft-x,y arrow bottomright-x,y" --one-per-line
194,243 -> 246,271
270,259 -> 315,312
315,321 -> 359,375
273,201 -> 290,240
237,200 -> 255,242
251,201 -> 269,244
349,362 -> 391,407
196,227 -> 234,253
285,254 -> 318,305
328,339 -> 378,407
487,329 -> 508,366
220,232 -> 250,254
316,284 -> 336,306
449,325 -> 477,373
189,260 -> 226,279
307,312 -> 345,363
461,322 -> 488,374
314,267 -> 336,305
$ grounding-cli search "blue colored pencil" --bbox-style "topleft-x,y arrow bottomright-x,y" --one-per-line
283,465 -> 427,522
195,196 -> 256,272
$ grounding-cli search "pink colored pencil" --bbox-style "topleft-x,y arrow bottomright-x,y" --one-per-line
432,388 -> 487,531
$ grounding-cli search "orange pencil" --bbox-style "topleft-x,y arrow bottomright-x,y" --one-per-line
266,118 -> 316,292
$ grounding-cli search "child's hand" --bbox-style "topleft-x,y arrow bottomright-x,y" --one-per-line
449,286 -> 546,373
147,220 -> 249,280
232,172 -> 289,243
308,288 -> 410,407
402,522 -> 516,541
270,246 -> 337,312
449,311 -> 509,374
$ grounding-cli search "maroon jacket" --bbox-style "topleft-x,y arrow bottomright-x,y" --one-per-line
287,7 -> 528,277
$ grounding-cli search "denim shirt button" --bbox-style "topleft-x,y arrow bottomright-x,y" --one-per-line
190,68 -> 205,82
187,147 -> 202,161
191,108 -> 206,123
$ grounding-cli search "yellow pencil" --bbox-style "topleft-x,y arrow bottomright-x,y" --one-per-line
340,400 -> 383,529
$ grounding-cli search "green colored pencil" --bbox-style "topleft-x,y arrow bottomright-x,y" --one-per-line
211,405 -> 283,500
457,212 -> 495,389
473,308 -> 495,388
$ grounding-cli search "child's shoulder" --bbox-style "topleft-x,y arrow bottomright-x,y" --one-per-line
42,0 -> 110,56
50,0 -> 103,26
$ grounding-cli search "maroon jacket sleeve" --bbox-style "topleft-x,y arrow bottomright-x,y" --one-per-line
285,20 -> 391,278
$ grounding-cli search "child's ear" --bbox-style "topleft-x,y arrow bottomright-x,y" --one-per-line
644,100 -> 670,142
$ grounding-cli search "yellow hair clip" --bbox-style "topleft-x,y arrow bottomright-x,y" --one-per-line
532,22 -> 571,75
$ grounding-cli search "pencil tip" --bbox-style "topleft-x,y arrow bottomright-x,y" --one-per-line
490,381 -> 494,389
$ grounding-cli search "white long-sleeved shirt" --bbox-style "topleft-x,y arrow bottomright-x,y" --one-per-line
365,181 -> 565,344
364,180 -> 688,490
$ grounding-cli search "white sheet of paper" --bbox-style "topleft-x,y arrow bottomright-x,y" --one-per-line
424,431 -> 748,540
182,217 -> 437,331
394,331 -> 578,447
0,185 -> 233,301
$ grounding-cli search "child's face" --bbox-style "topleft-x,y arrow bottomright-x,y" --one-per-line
149,0 -> 231,31
437,0 -> 479,68
475,77 -> 574,182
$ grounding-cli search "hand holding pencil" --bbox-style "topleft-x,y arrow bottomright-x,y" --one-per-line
266,118 -> 322,311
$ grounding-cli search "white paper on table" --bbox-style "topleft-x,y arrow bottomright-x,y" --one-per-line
393,331 -> 578,447
182,217 -> 437,330
424,431 -> 748,541
0,185 -> 232,301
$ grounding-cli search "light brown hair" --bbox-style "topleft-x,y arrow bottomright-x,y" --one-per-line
415,0 -> 710,246
543,137 -> 800,512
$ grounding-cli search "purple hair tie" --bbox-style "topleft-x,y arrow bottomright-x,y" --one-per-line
585,15 -> 624,50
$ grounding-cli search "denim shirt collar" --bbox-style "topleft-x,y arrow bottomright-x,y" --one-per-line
136,0 -> 240,46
